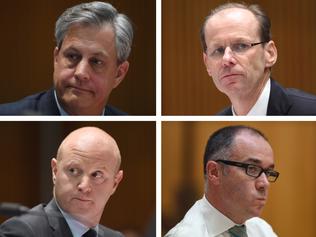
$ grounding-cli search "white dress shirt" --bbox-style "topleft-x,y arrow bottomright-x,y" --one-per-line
54,90 -> 105,115
165,196 -> 277,237
232,79 -> 271,116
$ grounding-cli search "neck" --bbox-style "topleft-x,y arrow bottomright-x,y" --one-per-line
229,75 -> 270,115
206,189 -> 247,225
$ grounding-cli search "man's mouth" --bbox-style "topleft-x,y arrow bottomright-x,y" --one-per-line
68,85 -> 92,94
220,73 -> 242,80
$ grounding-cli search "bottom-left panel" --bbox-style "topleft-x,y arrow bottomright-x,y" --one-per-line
0,121 -> 156,237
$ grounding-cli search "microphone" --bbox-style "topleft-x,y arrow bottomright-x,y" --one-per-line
0,202 -> 63,218
0,203 -> 29,216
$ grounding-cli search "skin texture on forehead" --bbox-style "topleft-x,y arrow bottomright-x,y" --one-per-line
205,8 -> 261,44
57,126 -> 121,171
231,130 -> 273,164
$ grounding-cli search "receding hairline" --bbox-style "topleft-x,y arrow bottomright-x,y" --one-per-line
200,3 -> 270,52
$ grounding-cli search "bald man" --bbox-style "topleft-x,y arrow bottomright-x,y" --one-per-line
0,127 -> 124,237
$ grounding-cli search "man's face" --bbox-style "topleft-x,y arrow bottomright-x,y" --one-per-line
51,136 -> 123,226
219,132 -> 274,222
53,24 -> 129,115
203,8 -> 276,99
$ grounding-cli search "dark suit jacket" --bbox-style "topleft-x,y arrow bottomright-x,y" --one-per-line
0,88 -> 127,115
0,199 -> 124,237
217,79 -> 316,115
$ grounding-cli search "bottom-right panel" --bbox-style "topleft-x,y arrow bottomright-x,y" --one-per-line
162,121 -> 316,237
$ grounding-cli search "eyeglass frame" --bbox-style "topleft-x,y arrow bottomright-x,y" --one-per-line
215,159 -> 279,182
206,41 -> 268,59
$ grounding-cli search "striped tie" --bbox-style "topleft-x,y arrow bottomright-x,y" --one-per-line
228,225 -> 248,237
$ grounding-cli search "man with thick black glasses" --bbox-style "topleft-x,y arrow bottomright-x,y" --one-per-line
201,2 -> 316,115
165,125 -> 278,237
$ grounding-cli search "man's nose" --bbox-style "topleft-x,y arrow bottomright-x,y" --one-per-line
221,47 -> 236,67
256,172 -> 270,190
77,175 -> 92,193
74,60 -> 90,81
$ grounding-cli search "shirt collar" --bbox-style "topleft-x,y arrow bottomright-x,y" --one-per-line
201,196 -> 236,236
232,78 -> 271,116
55,199 -> 99,237
54,89 -> 105,115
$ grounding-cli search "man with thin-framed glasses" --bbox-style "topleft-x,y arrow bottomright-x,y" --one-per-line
165,125 -> 278,237
201,2 -> 316,115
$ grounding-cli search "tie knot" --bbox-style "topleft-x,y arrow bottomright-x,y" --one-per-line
82,228 -> 97,237
228,225 -> 248,237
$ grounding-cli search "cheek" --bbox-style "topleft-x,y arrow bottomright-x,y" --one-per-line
54,63 -> 74,85
55,174 -> 74,197
246,54 -> 266,78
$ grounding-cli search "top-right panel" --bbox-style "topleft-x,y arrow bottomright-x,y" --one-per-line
163,0 -> 316,115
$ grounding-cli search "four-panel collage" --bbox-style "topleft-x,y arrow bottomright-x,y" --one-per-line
0,0 -> 315,237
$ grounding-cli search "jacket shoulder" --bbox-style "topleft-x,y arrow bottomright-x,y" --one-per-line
105,105 -> 128,115
0,204 -> 49,237
0,89 -> 58,115
285,88 -> 316,115
216,107 -> 232,115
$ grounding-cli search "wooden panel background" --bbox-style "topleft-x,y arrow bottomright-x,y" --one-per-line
0,0 -> 155,115
163,0 -> 316,115
162,121 -> 316,236
0,122 -> 156,236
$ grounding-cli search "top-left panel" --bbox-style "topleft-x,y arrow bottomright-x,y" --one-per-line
0,0 -> 156,115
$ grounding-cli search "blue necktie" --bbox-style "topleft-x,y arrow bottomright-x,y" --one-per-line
228,225 -> 248,237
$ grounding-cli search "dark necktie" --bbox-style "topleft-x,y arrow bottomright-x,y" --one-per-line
82,228 -> 97,237
228,225 -> 248,237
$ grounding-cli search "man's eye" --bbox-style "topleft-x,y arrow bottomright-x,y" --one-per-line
68,167 -> 81,176
66,53 -> 80,62
90,58 -> 104,66
247,165 -> 260,174
91,171 -> 104,179
232,43 -> 249,52
211,47 -> 225,56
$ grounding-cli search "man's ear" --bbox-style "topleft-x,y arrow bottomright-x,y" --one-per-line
110,170 -> 123,195
264,40 -> 277,68
203,52 -> 212,76
54,47 -> 59,64
113,61 -> 129,88
206,161 -> 220,185
51,158 -> 58,185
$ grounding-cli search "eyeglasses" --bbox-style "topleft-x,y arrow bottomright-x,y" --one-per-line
216,159 -> 279,182
206,42 -> 267,59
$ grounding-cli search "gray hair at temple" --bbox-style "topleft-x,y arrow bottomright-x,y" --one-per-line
55,1 -> 133,64
200,2 -> 271,52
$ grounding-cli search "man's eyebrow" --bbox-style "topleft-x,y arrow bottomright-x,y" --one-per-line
91,51 -> 109,58
245,157 -> 275,169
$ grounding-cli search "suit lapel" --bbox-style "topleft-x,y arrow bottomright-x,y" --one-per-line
45,199 -> 74,237
38,88 -> 61,115
267,79 -> 293,115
